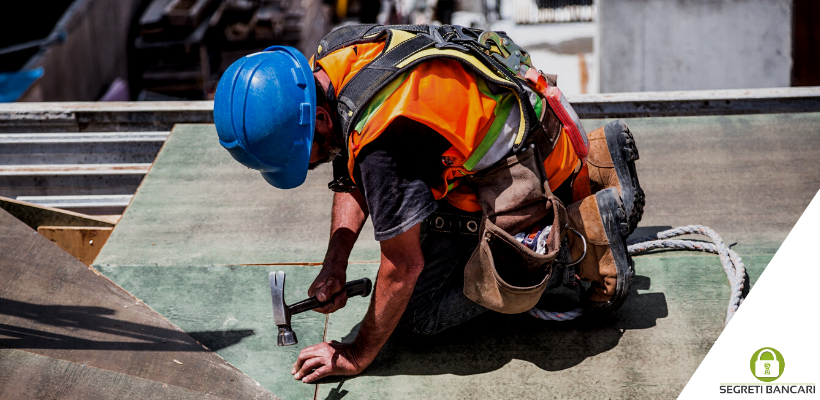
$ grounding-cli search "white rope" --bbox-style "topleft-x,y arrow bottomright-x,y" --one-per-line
528,225 -> 748,325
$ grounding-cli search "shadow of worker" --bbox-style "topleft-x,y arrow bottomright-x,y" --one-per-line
328,274 -> 667,381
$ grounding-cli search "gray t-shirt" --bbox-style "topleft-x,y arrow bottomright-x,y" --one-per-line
352,118 -> 452,241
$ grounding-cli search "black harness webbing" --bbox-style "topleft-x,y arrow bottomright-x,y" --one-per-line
421,211 -> 482,237
314,24 -> 538,153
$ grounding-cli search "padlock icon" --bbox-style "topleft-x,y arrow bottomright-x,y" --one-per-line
755,350 -> 780,378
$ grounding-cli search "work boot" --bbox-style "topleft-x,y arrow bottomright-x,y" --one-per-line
586,120 -> 644,236
566,187 -> 634,318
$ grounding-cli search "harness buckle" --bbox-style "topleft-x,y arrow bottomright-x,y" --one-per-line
477,31 -> 533,78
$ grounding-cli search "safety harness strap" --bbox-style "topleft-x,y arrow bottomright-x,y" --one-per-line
421,211 -> 482,236
317,24 -> 539,151
316,24 -> 382,61
336,33 -> 438,135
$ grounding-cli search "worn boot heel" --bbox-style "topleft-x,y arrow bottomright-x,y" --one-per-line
594,187 -> 634,315
604,119 -> 645,235
568,187 -> 635,318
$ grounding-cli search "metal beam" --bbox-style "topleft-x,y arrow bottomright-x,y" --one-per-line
0,164 -> 151,176
568,87 -> 820,119
2,88 -> 819,132
16,195 -> 134,209
0,101 -> 213,133
0,132 -> 170,142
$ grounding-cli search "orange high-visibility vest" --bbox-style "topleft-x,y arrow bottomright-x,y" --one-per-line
314,27 -> 582,212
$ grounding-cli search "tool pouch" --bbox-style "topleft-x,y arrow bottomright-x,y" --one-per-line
463,144 -> 569,314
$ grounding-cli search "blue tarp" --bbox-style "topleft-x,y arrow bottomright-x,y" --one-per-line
0,67 -> 44,102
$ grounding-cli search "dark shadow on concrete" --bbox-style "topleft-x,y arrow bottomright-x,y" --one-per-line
627,225 -> 674,242
187,330 -> 256,351
322,275 -> 667,382
0,297 -> 254,351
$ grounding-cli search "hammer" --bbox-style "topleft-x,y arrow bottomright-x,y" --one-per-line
269,271 -> 372,346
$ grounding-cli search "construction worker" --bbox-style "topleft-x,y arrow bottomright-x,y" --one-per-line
214,24 -> 644,383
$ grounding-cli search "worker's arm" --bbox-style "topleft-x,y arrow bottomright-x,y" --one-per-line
308,189 -> 369,314
292,224 -> 426,382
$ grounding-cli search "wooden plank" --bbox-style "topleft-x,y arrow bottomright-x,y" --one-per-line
0,208 -> 278,400
0,195 -> 115,229
0,348 -> 229,400
37,226 -> 113,266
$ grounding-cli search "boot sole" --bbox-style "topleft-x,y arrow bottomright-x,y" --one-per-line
590,187 -> 634,318
604,119 -> 645,236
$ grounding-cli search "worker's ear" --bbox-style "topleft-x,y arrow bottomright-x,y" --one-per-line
315,104 -> 333,133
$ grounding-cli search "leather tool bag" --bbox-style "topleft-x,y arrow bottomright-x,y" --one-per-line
463,141 -> 569,314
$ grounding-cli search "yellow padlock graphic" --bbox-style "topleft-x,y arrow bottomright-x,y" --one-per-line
755,350 -> 780,378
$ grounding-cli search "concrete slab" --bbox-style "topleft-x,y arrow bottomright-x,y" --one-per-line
93,112 -> 820,399
93,124 -> 380,267
315,113 -> 818,398
318,255 -> 771,399
584,113 -> 820,255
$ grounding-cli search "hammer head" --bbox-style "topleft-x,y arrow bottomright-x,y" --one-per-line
269,271 -> 298,346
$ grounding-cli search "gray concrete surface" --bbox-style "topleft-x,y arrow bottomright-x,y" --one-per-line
93,114 -> 820,398
599,0 -> 792,93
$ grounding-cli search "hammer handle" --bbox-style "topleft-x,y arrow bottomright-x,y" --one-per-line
288,277 -> 373,315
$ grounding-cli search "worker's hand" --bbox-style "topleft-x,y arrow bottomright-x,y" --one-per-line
291,340 -> 368,383
308,266 -> 347,314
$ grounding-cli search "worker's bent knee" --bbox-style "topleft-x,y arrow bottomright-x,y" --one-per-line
395,311 -> 439,338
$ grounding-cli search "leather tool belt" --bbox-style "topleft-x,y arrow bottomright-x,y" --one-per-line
462,136 -> 572,315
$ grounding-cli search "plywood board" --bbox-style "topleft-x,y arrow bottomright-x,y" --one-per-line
0,208 -> 277,400
0,195 -> 115,229
38,226 -> 113,265
0,348 -> 229,400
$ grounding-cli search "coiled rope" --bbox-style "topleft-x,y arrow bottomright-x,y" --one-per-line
527,225 -> 748,325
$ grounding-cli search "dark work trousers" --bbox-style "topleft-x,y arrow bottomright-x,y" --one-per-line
395,206 -> 488,336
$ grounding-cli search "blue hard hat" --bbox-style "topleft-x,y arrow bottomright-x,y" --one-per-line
214,46 -> 316,189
